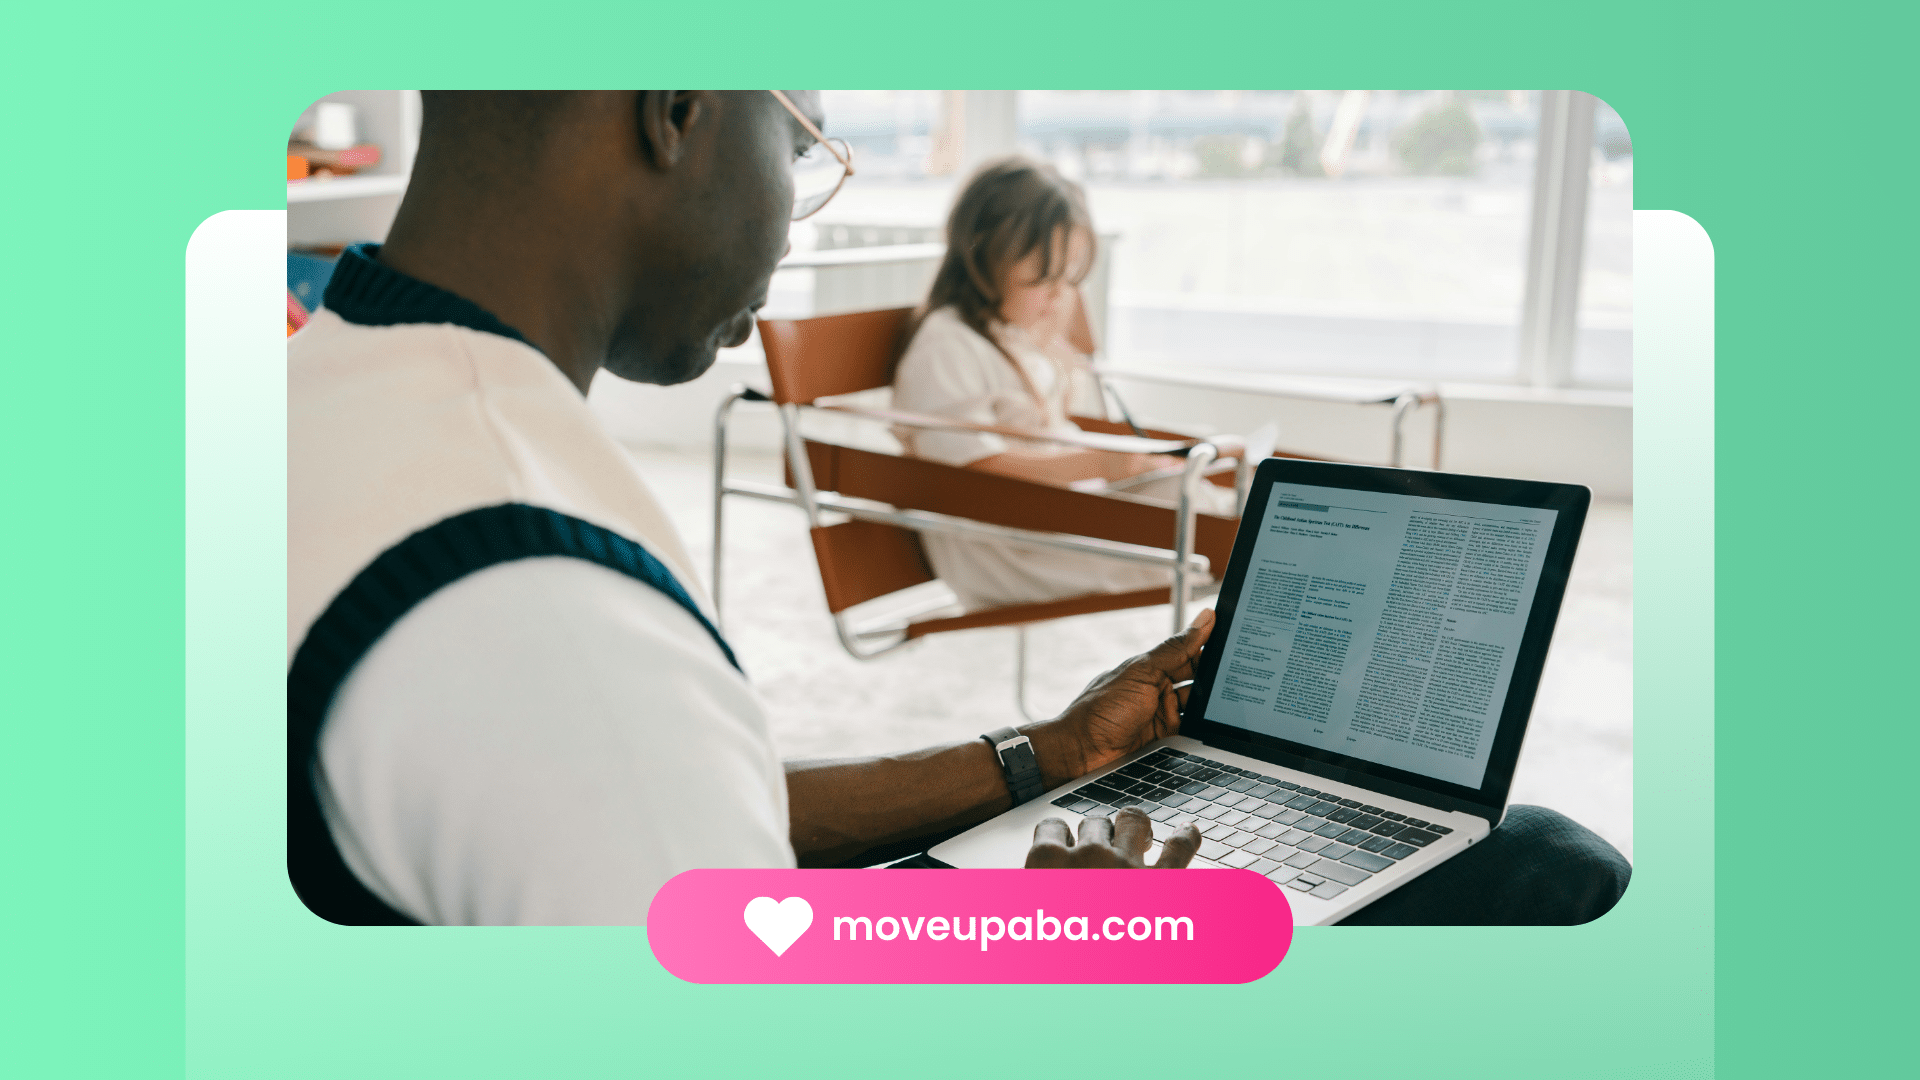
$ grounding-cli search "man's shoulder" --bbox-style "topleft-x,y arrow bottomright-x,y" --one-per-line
286,312 -> 657,657
337,556 -> 747,718
289,309 -> 438,367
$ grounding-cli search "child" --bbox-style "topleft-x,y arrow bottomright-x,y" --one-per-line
891,156 -> 1236,611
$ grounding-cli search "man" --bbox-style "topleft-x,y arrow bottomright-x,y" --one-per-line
289,91 -> 1628,926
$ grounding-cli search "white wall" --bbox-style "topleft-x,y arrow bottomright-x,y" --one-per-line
1100,371 -> 1632,498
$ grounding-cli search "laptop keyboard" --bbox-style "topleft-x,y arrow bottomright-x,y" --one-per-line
1048,747 -> 1452,901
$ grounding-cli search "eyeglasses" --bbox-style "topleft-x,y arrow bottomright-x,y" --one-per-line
769,89 -> 854,221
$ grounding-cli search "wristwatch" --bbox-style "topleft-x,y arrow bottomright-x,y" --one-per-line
981,726 -> 1045,806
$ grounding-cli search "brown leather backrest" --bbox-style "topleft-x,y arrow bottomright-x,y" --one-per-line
804,440 -> 1239,573
1065,285 -> 1097,355
759,307 -> 917,405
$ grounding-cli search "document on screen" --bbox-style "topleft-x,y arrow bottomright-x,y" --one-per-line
1203,482 -> 1558,789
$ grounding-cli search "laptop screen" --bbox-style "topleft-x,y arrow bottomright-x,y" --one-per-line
1200,480 -> 1560,791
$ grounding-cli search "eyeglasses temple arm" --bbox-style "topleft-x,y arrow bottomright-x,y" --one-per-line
768,88 -> 855,176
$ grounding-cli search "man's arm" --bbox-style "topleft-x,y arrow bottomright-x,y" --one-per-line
784,609 -> 1214,866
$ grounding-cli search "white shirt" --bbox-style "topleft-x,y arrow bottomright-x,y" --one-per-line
890,305 -> 1088,467
319,559 -> 791,926
887,305 -> 1175,609
290,310 -> 794,925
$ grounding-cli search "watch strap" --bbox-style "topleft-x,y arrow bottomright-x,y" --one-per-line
982,726 -> 1045,806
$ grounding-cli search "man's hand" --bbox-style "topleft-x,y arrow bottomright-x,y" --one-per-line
1027,608 -> 1214,788
784,610 -> 1213,866
1025,807 -> 1202,868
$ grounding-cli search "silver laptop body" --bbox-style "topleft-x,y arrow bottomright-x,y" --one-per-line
932,459 -> 1590,926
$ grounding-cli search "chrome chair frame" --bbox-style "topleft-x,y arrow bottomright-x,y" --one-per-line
1388,390 -> 1447,471
712,385 -> 1229,721
1097,370 -> 1446,471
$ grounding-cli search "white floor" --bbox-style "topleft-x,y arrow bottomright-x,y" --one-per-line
627,445 -> 1633,863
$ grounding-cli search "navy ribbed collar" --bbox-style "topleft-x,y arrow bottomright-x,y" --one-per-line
321,243 -> 533,349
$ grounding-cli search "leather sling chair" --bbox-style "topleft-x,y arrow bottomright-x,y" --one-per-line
711,305 -> 1277,721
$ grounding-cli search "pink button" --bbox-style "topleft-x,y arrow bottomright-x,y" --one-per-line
647,869 -> 1293,984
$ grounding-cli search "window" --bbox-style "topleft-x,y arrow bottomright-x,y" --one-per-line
808,90 -> 1631,389
1575,99 -> 1633,387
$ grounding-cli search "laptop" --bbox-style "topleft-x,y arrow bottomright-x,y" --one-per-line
930,457 -> 1590,925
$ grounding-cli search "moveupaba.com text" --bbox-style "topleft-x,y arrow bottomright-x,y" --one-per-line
831,911 -> 1195,951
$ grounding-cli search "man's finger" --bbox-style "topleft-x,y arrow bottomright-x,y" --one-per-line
1153,823 -> 1203,868
1076,813 -> 1115,849
1032,817 -> 1073,850
1171,610 -> 1214,679
1160,681 -> 1184,732
1146,608 -> 1214,680
1110,807 -> 1153,861
1184,608 -> 1216,659
1025,841 -> 1069,868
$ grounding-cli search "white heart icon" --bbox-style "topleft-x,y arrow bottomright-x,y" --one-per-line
742,896 -> 813,957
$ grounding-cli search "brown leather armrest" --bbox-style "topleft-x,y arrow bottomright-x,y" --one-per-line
815,402 -> 1197,455
803,440 -> 1238,571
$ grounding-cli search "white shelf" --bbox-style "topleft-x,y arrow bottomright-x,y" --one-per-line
287,91 -> 419,243
287,173 -> 408,203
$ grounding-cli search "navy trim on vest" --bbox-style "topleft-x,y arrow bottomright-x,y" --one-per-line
288,503 -> 739,926
321,242 -> 534,347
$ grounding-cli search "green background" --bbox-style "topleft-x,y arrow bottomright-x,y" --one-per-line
5,1 -> 1909,1076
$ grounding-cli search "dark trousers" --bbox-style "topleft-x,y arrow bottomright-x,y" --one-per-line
883,804 -> 1630,927
1333,805 -> 1630,925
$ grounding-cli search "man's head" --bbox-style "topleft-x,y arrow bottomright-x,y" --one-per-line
383,91 -> 825,391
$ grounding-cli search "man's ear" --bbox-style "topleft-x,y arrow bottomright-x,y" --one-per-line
636,90 -> 708,169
